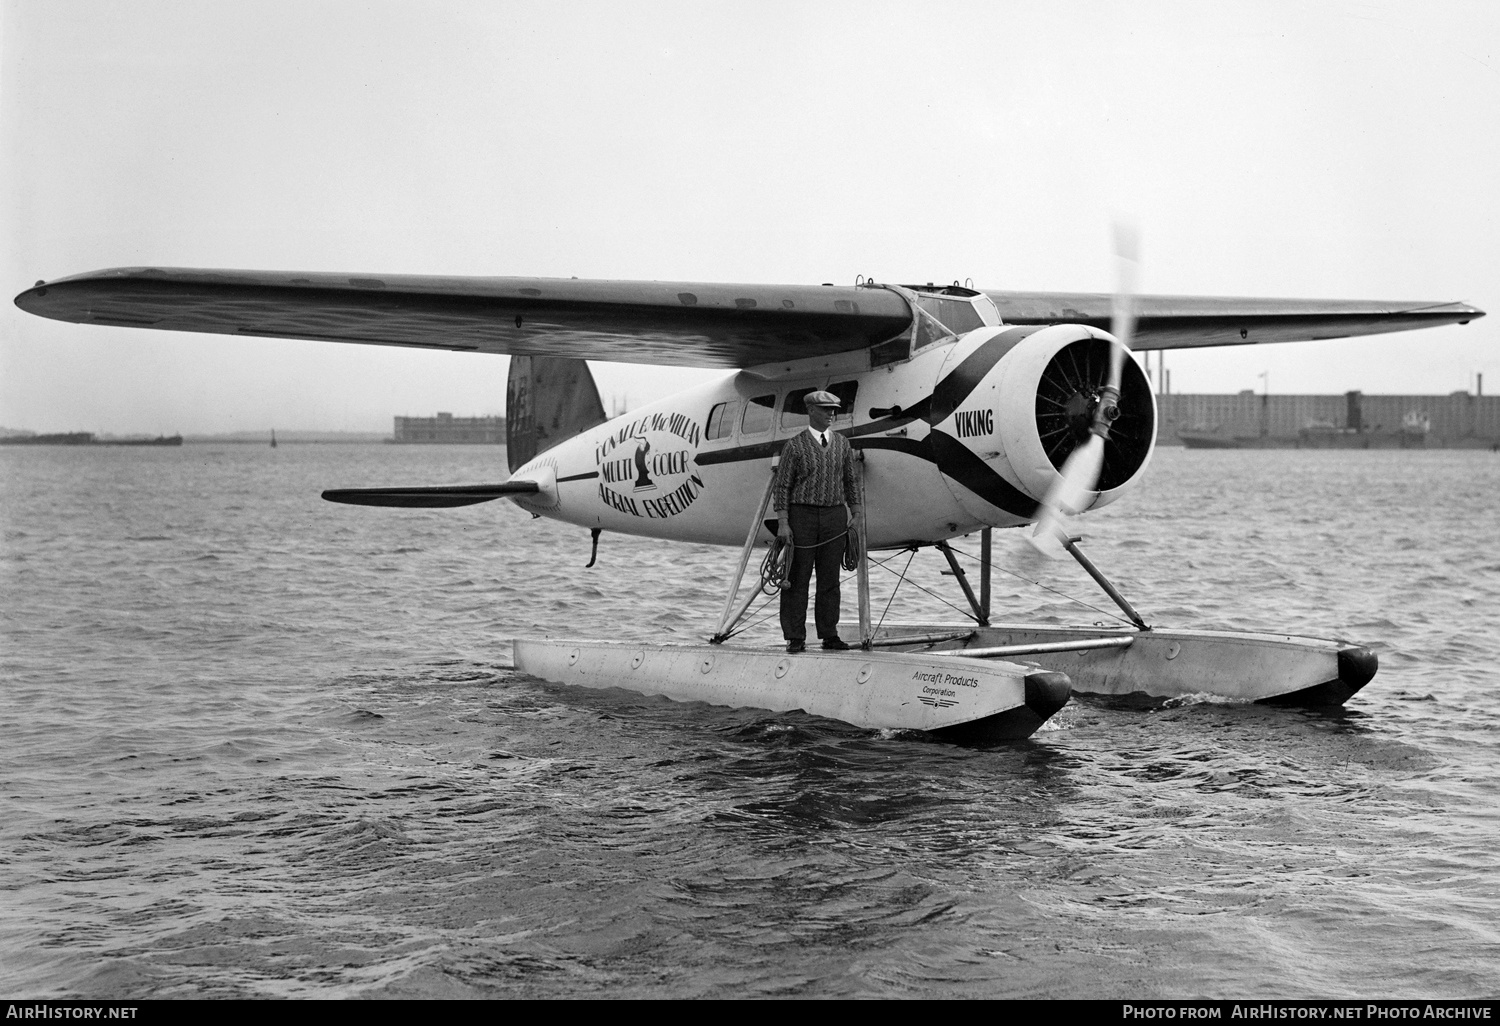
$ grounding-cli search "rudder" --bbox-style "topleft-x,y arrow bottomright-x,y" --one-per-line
506,356 -> 608,472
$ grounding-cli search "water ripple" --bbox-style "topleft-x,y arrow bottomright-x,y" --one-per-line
2,445 -> 1498,997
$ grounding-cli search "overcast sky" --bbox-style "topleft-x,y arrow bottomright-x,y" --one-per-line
2,0 -> 1497,434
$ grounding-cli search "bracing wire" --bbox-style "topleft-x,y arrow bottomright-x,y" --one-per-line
726,600 -> 781,639
873,548 -> 919,634
869,552 -> 982,623
718,579 -> 782,641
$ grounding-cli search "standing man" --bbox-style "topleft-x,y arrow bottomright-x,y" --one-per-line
773,390 -> 863,653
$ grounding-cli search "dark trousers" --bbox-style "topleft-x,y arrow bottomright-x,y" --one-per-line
780,503 -> 847,642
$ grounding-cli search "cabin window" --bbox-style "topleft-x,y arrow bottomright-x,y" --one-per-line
780,381 -> 860,431
705,401 -> 738,441
741,394 -> 776,435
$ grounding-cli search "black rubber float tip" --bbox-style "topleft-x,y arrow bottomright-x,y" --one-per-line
1337,645 -> 1379,694
933,668 -> 1073,743
1024,669 -> 1072,720
1261,645 -> 1378,708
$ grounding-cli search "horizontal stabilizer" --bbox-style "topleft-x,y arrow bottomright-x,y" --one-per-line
321,481 -> 540,508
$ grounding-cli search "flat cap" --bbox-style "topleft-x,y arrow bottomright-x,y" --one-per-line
804,389 -> 842,408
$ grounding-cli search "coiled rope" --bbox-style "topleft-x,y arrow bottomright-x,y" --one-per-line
758,529 -> 860,595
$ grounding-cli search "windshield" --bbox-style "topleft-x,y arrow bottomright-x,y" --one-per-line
913,295 -> 986,335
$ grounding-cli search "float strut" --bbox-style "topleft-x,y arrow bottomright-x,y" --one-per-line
936,540 -> 989,627
711,460 -> 778,644
585,528 -> 602,568
979,528 -> 992,623
855,452 -> 872,649
1061,536 -> 1149,631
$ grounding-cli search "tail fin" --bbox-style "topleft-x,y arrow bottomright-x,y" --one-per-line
506,356 -> 608,473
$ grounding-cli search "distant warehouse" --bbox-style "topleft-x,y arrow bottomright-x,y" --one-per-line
392,413 -> 506,444
1156,390 -> 1500,448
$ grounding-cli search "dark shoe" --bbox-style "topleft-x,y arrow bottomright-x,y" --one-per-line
786,640 -> 805,653
821,637 -> 850,651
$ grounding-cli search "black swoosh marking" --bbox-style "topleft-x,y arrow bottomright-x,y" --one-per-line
848,327 -> 1037,438
858,432 -> 1044,516
926,325 -> 1042,424
851,436 -> 928,459
694,438 -> 788,466
919,430 -> 1040,519
852,435 -> 1038,519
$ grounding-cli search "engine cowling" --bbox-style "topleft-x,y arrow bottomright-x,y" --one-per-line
930,323 -> 1156,525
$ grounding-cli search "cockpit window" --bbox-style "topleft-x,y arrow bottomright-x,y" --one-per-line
914,295 -> 986,335
869,285 -> 1003,366
971,293 -> 1001,326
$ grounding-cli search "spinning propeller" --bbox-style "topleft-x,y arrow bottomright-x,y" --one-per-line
1029,225 -> 1140,557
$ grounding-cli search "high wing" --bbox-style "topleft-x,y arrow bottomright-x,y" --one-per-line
14,266 -> 1483,367
990,291 -> 1483,350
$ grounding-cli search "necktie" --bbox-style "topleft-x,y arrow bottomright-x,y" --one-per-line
820,432 -> 828,447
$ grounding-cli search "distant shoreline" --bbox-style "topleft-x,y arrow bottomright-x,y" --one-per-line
0,432 -> 182,447
184,435 -> 394,444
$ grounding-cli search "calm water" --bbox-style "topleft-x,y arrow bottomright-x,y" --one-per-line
1,443 -> 1498,999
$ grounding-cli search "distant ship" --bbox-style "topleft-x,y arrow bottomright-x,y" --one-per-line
0,432 -> 183,447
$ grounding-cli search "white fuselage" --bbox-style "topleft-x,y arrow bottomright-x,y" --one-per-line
508,322 -> 1153,549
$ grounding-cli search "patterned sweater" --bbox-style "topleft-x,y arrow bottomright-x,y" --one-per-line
773,429 -> 861,512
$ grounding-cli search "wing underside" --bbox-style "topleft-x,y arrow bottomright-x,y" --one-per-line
14,267 -> 1483,367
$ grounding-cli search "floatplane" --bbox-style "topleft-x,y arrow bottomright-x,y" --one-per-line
14,249 -> 1484,740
